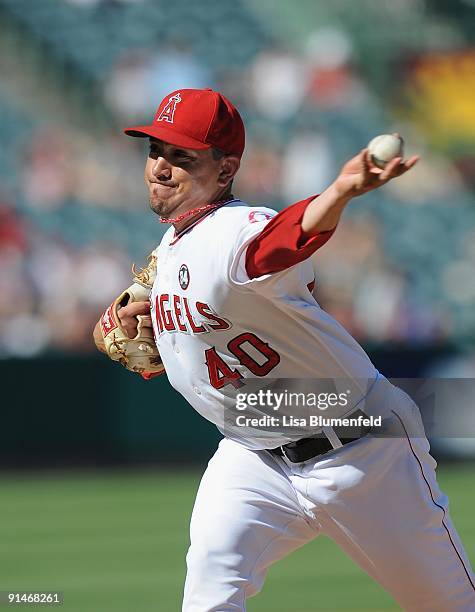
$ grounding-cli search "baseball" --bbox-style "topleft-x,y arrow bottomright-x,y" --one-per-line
367,134 -> 404,169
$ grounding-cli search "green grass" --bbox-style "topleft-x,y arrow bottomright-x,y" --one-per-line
0,465 -> 473,612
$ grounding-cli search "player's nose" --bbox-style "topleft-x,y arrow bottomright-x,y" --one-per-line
151,156 -> 172,179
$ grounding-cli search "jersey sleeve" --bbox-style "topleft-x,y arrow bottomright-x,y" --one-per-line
229,196 -> 335,286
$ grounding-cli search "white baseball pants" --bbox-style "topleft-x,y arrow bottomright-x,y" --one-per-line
182,381 -> 475,611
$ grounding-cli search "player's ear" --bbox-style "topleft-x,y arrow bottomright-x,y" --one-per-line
217,156 -> 240,187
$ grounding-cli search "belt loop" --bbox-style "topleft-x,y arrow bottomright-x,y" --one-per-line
279,445 -> 290,462
322,426 -> 343,450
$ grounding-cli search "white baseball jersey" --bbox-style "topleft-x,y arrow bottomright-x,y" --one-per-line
150,198 -> 378,450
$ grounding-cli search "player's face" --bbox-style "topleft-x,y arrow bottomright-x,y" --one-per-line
144,138 -> 237,219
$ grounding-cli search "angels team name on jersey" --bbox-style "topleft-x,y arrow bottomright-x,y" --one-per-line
153,293 -> 231,336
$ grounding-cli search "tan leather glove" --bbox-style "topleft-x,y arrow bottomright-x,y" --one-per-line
98,252 -> 164,376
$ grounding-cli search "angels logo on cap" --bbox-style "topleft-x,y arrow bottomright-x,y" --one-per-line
157,93 -> 182,124
179,264 -> 190,290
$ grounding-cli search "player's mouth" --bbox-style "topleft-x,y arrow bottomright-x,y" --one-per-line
150,182 -> 178,197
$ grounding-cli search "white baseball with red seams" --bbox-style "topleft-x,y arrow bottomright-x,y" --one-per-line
367,133 -> 404,169
148,197 -> 475,611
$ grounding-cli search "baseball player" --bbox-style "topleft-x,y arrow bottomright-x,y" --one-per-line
94,88 -> 475,611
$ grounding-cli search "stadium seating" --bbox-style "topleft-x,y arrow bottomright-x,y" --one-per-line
0,0 -> 474,353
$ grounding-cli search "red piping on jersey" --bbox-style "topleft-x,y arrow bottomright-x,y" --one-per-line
245,196 -> 335,279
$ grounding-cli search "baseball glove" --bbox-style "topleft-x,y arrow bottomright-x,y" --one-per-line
98,252 -> 165,376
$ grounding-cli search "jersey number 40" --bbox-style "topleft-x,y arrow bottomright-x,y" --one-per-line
205,332 -> 280,390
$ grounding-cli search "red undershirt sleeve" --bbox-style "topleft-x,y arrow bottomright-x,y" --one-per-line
245,195 -> 336,279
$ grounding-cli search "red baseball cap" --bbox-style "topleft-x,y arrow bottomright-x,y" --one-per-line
124,88 -> 245,157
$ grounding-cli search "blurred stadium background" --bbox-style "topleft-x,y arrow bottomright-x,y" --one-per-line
0,0 -> 474,610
